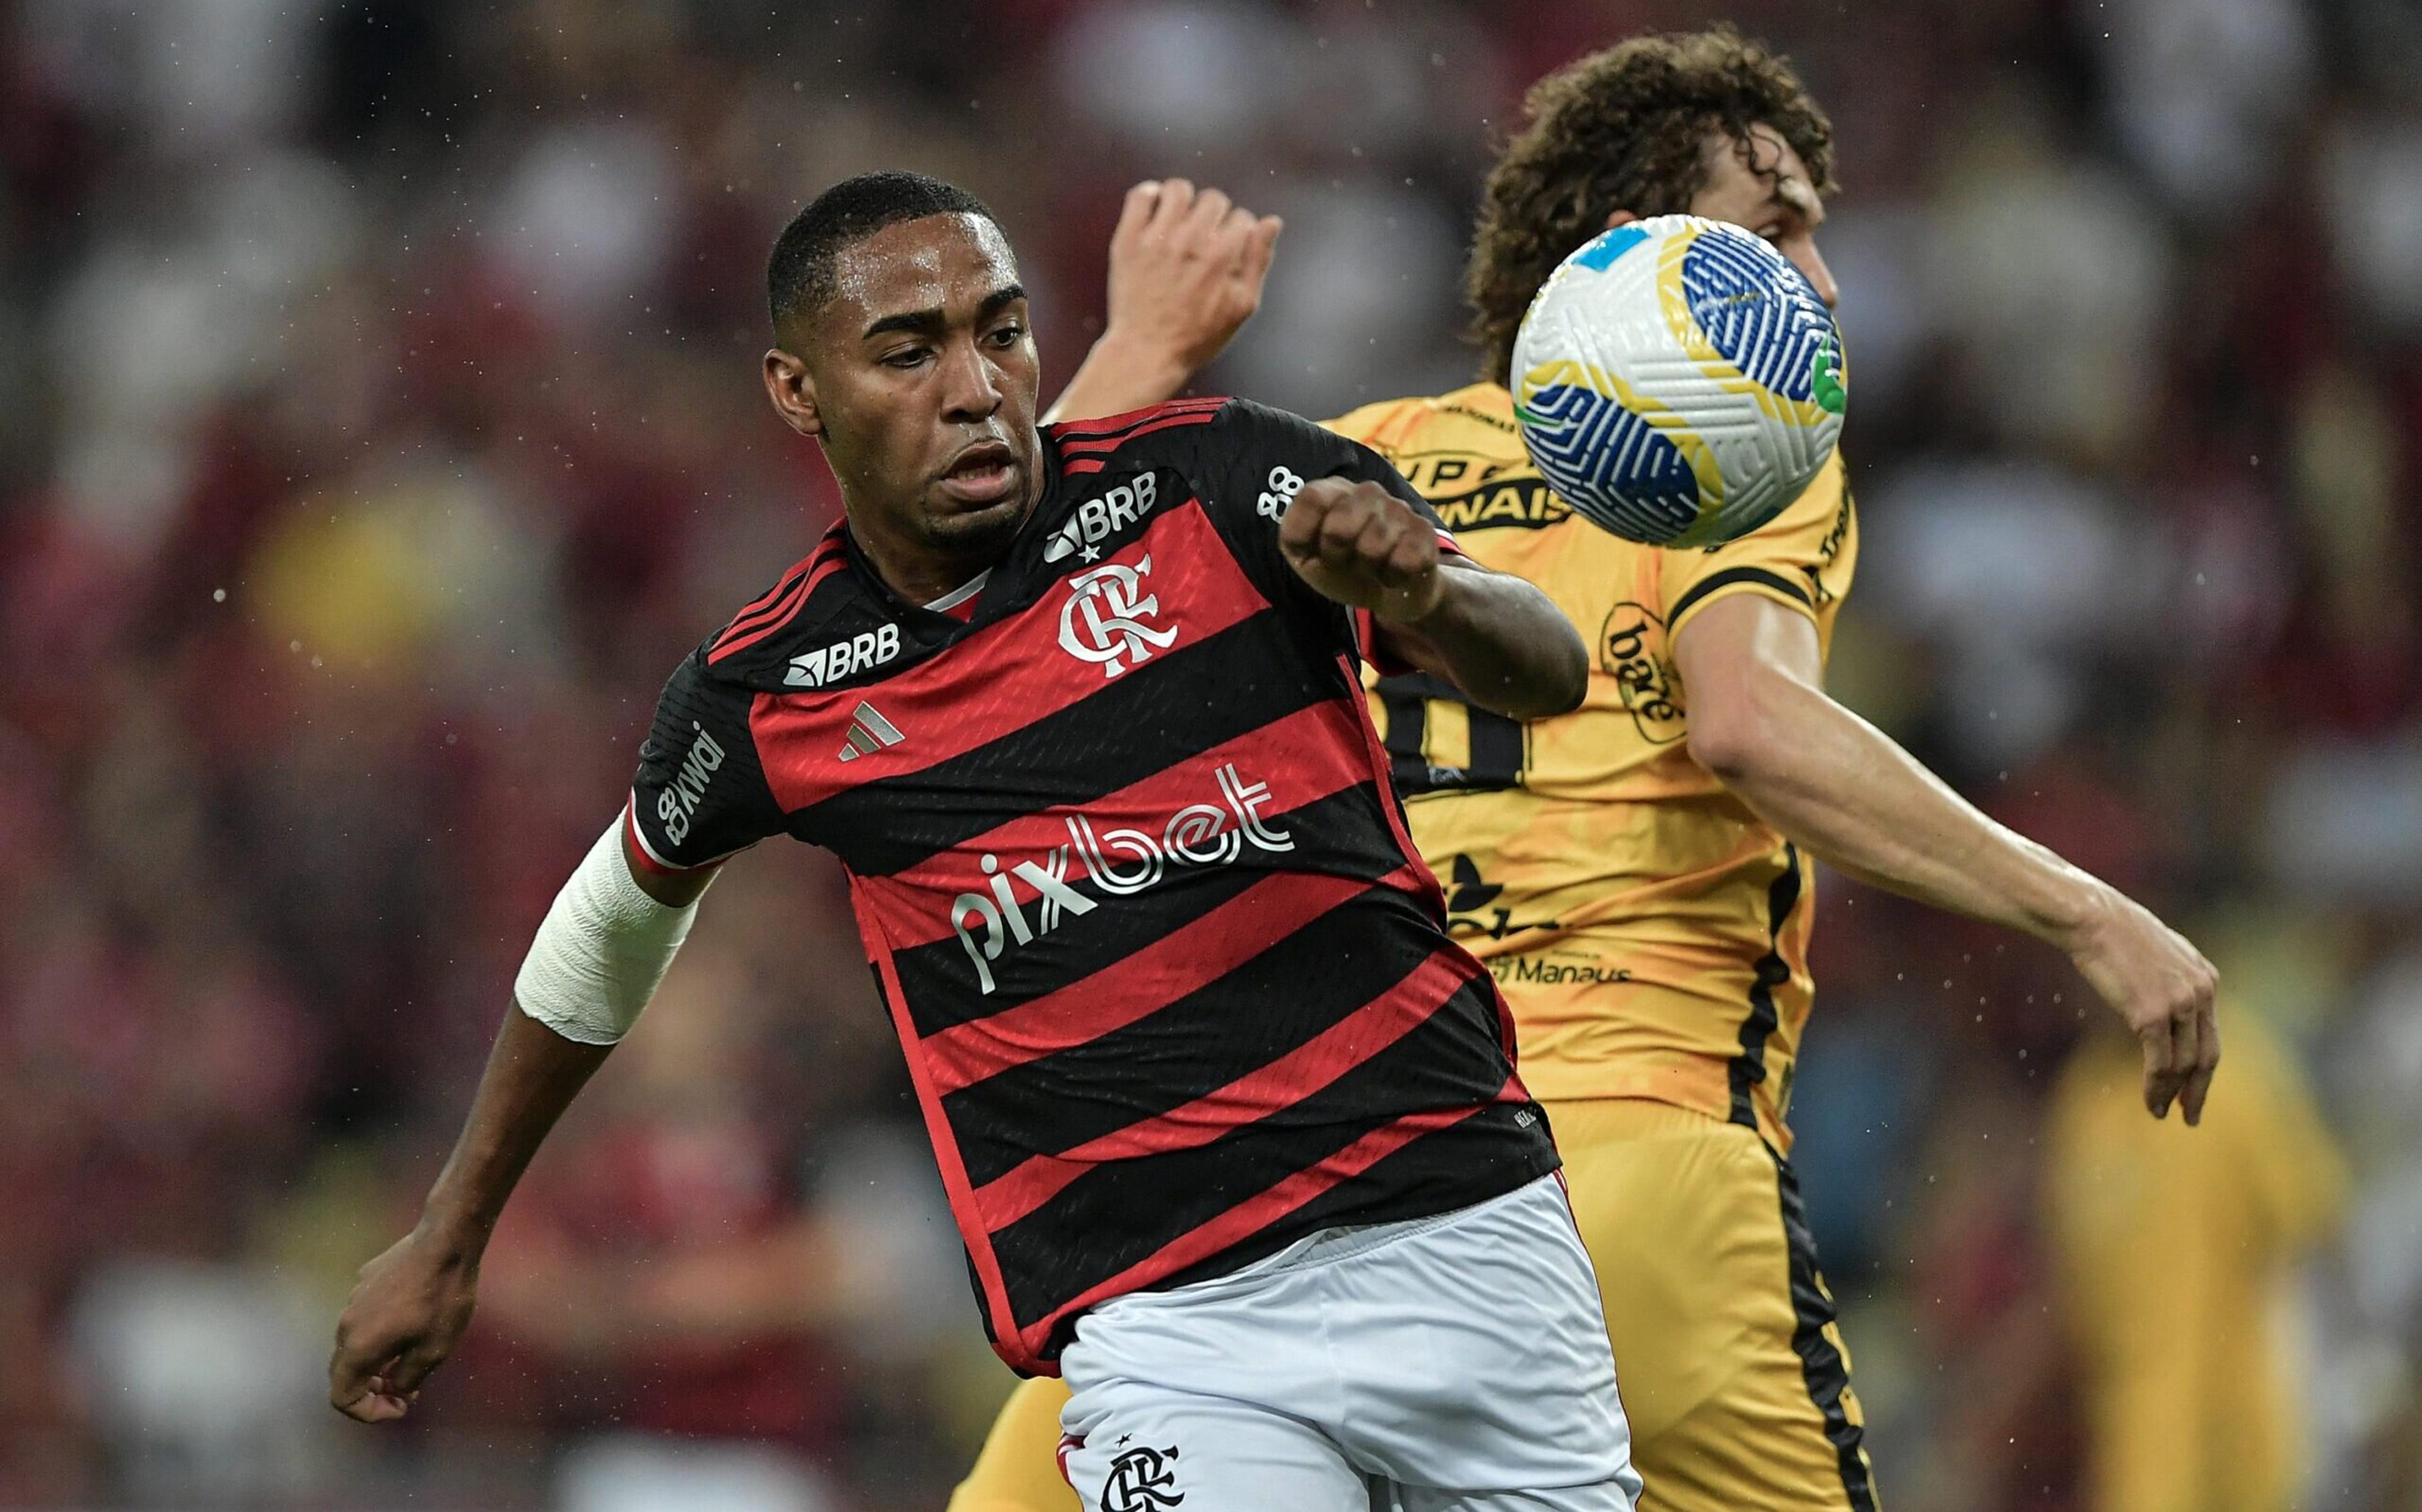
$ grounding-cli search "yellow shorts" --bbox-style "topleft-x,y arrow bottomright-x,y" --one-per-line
949,1359 -> 1082,1512
948,1098 -> 1876,1512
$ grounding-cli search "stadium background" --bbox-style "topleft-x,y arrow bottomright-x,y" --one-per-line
0,0 -> 2416,1506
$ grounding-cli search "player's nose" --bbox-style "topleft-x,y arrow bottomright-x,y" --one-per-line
1789,235 -> 1839,310
938,337 -> 1003,421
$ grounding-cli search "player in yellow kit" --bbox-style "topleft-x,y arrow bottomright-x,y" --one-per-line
2047,1011 -> 2345,1512
956,28 -> 2221,1512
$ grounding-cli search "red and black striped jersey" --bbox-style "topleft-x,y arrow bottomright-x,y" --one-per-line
626,398 -> 1557,1375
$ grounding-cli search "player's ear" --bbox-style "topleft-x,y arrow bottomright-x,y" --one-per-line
1603,209 -> 1641,232
763,347 -> 825,439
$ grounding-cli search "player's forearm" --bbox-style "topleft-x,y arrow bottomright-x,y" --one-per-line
1697,672 -> 2101,946
416,1007 -> 612,1256
1390,563 -> 1589,721
416,822 -> 706,1252
1041,330 -> 1192,426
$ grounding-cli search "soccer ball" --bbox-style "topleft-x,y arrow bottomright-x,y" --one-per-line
1511,214 -> 1846,548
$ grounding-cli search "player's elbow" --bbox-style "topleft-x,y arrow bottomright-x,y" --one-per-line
1487,625 -> 1588,721
1524,625 -> 1591,719
1441,608 -> 1587,721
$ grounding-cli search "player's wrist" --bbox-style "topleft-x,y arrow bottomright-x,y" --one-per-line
415,1219 -> 488,1264
2030,866 -> 2110,955
1047,330 -> 1195,425
1089,325 -> 1198,395
1094,317 -> 1186,368
1370,569 -> 1449,627
412,1195 -> 498,1264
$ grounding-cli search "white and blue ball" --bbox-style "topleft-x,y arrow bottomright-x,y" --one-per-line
1511,214 -> 1846,547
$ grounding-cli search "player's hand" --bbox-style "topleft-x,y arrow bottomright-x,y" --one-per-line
328,1226 -> 481,1423
1280,477 -> 1447,624
2061,885 -> 2220,1123
1102,179 -> 1282,373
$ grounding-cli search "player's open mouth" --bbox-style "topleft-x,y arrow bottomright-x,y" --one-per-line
937,442 -> 1020,507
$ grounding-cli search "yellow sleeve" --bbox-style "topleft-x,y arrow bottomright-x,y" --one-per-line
1322,398 -> 1419,454
1661,451 -> 1858,642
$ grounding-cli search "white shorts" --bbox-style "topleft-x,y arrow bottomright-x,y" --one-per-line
1057,1173 -> 1641,1512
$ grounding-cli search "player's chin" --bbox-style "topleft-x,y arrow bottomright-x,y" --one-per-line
917,489 -> 1030,556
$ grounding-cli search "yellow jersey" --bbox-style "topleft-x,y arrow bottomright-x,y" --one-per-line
2045,1016 -> 2346,1512
1328,382 -> 1857,1149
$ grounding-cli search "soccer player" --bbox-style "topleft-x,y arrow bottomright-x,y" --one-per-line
2046,1012 -> 2344,1512
954,30 -> 2221,1512
325,170 -> 1649,1512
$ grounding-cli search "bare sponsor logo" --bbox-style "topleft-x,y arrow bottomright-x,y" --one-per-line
1600,602 -> 1685,745
1044,472 -> 1159,564
950,764 -> 1292,994
656,721 -> 725,846
1058,557 -> 1178,677
787,622 -> 901,688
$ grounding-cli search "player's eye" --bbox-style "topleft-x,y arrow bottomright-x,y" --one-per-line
986,322 -> 1024,347
880,346 -> 930,369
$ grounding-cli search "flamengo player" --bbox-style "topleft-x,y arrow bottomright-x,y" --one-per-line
325,171 -> 1646,1512
957,29 -> 2222,1512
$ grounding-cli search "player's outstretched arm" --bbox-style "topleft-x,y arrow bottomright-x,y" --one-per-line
1282,476 -> 1588,720
327,1004 -> 609,1422
1673,594 -> 2220,1124
327,824 -> 715,1422
1042,179 -> 1282,425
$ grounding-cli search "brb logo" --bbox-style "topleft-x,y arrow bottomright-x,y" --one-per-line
787,622 -> 900,689
1058,557 -> 1177,678
951,764 -> 1293,994
1100,1445 -> 1183,1511
1044,472 -> 1159,564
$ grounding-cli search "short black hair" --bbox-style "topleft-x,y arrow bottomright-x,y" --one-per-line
766,170 -> 1000,338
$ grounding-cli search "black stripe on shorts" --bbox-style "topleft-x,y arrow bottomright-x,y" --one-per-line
1765,1143 -> 1878,1512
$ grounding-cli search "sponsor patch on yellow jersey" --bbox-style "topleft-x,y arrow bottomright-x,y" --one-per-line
1327,383 -> 1857,1147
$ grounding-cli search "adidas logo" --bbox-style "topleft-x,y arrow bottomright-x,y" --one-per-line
837,701 -> 904,762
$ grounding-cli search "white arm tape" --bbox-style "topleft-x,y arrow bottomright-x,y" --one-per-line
514,819 -> 702,1045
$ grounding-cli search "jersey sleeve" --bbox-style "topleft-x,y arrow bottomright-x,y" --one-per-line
1660,452 -> 1859,644
1188,398 -> 1462,666
626,648 -> 787,873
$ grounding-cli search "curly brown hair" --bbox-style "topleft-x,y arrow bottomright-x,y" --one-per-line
1464,27 -> 1836,384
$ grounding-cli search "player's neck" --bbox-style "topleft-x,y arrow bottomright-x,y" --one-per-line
849,535 -> 986,608
845,497 -> 1035,608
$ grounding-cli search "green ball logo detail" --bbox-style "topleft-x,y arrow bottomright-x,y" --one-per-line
1811,337 -> 1847,416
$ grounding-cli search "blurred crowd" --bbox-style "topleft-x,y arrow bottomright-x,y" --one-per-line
0,0 -> 2417,1508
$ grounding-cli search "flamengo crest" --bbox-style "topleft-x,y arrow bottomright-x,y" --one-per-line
1058,556 -> 1178,677
1100,1444 -> 1183,1511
